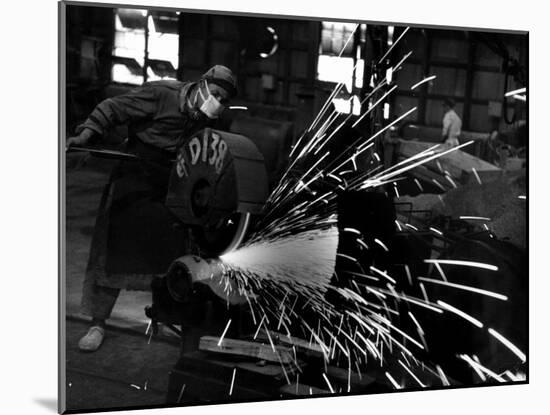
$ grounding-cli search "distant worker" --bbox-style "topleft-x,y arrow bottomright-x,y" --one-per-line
66,65 -> 238,352
441,98 -> 462,147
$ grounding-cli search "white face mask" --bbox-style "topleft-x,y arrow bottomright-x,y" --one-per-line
198,81 -> 224,119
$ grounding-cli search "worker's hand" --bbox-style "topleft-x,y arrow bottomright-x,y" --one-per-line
66,128 -> 94,149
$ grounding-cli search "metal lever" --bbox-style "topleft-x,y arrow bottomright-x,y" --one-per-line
66,146 -> 140,161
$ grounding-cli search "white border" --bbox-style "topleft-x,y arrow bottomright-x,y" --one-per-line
2,0 -> 546,414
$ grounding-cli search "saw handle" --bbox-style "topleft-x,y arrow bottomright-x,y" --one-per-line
66,146 -> 141,161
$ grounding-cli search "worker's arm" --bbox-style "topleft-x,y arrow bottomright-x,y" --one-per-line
67,85 -> 158,147
441,112 -> 451,141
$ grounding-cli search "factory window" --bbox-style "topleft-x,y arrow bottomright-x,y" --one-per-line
146,12 -> 179,81
112,9 -> 146,85
317,22 -> 364,115
112,8 -> 179,85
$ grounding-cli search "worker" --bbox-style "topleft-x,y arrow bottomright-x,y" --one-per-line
66,65 -> 238,352
441,98 -> 462,147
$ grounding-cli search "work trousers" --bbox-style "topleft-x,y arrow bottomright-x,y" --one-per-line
86,284 -> 120,321
80,139 -> 190,321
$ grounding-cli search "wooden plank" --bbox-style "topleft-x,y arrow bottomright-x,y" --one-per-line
279,382 -> 329,396
257,331 -> 324,359
199,336 -> 293,364
326,365 -> 376,389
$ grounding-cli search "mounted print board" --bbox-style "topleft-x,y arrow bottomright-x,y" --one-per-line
59,1 -> 528,413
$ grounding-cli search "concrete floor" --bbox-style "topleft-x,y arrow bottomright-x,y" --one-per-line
65,318 -> 180,412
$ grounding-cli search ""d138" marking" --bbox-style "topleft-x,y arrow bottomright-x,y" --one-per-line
188,132 -> 227,175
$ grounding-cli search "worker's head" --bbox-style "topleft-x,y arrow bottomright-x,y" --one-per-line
443,98 -> 455,111
196,65 -> 237,119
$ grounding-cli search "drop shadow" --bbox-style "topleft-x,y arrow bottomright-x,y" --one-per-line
34,398 -> 57,413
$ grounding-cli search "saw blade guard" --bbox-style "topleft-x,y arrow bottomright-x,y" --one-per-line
166,128 -> 269,256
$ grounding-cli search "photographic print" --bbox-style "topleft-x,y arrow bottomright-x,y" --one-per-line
59,1 -> 528,413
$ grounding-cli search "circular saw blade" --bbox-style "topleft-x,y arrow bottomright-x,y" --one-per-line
193,212 -> 251,257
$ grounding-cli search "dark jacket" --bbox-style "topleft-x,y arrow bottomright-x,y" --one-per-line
80,80 -> 215,297
77,80 -> 211,153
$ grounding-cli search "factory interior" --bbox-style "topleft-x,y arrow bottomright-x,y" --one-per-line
63,3 -> 527,413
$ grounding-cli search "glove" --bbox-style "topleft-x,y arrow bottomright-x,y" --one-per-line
66,128 -> 95,149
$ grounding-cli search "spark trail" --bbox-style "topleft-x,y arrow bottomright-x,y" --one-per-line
221,227 -> 339,291
211,27 -> 526,395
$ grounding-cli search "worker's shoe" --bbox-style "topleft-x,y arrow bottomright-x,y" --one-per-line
78,326 -> 105,352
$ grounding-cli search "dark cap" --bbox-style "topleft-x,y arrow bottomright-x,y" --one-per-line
201,65 -> 238,98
